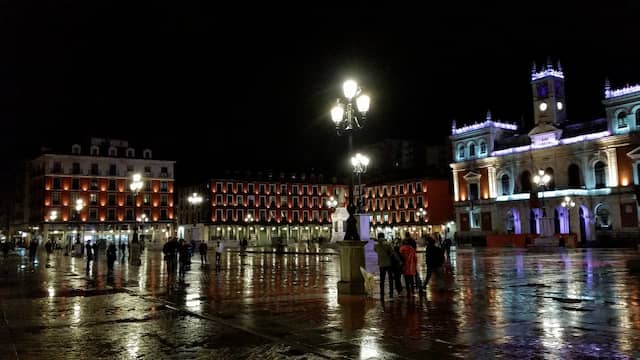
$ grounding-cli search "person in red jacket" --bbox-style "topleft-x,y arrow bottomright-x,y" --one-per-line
399,238 -> 417,298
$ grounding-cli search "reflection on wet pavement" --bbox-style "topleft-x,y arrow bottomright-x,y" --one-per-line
1,246 -> 640,359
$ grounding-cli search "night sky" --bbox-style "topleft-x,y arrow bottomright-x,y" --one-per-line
2,3 -> 640,186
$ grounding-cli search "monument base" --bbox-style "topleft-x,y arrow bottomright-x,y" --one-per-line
337,240 -> 366,295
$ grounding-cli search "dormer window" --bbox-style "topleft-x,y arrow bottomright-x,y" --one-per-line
142,149 -> 152,159
90,146 -> 99,156
126,148 -> 135,158
71,144 -> 81,154
108,147 -> 117,157
468,143 -> 476,157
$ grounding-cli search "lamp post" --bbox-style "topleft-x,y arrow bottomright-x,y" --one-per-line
561,196 -> 576,233
74,199 -> 85,248
532,169 -> 551,214
188,192 -> 204,242
331,79 -> 370,241
416,207 -> 427,239
351,153 -> 370,214
129,173 -> 144,243
244,213 -> 254,244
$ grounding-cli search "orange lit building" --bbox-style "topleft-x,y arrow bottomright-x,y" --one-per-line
22,138 -> 175,246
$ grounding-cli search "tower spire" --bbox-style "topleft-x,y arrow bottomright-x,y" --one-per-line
486,109 -> 492,121
557,60 -> 562,72
531,61 -> 537,75
546,56 -> 553,70
604,77 -> 611,97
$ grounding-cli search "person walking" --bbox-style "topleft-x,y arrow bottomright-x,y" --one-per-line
399,238 -> 417,298
374,233 -> 394,300
106,241 -> 117,271
404,232 -> 424,296
29,237 -> 39,262
119,242 -> 126,260
422,236 -> 445,293
199,240 -> 208,264
215,241 -> 223,270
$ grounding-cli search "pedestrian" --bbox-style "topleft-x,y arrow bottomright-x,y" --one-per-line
391,237 -> 404,295
399,238 -> 417,298
442,236 -> 452,261
93,241 -> 99,261
28,236 -> 39,262
45,240 -> 53,257
374,233 -> 394,300
85,241 -> 93,262
404,232 -> 424,296
119,242 -> 126,259
107,241 -> 117,271
129,238 -> 141,266
422,236 -> 445,292
199,240 -> 208,264
215,240 -> 223,269
179,240 -> 190,276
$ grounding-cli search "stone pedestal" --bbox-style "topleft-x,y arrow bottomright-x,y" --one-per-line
331,207 -> 349,243
337,240 -> 366,295
534,217 -> 557,246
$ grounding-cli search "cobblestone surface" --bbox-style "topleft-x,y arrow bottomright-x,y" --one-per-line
1,246 -> 640,359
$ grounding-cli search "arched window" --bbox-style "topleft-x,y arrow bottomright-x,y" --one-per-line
595,204 -> 610,229
636,109 -> 640,127
501,174 -> 510,195
617,112 -> 627,128
520,171 -> 531,192
90,146 -> 99,156
468,143 -> 476,157
594,161 -> 606,188
126,148 -> 135,158
143,149 -> 152,159
479,141 -> 487,154
568,164 -> 581,187
545,167 -> 555,190
457,144 -> 465,159
71,144 -> 81,154
108,147 -> 117,157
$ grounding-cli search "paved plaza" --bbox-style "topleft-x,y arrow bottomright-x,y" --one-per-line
1,244 -> 640,359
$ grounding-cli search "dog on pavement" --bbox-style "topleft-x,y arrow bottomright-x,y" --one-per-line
360,266 -> 376,298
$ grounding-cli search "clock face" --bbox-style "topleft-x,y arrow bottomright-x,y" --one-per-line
537,83 -> 548,98
539,102 -> 548,112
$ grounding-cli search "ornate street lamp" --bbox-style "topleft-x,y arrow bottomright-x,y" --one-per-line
129,173 -> 144,243
74,199 -> 84,245
532,169 -> 551,213
417,207 -> 427,221
330,79 -> 370,240
326,196 -> 338,209
351,153 -> 370,214
188,192 -> 203,224
561,196 -> 576,233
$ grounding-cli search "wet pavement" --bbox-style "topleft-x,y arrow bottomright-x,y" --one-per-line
2,245 -> 640,359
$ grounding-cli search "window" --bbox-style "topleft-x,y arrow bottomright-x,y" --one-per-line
215,209 -> 222,221
468,143 -> 476,157
216,194 -> 222,205
248,184 -> 254,194
281,196 -> 287,207
72,178 -> 80,190
52,162 -> 62,174
416,196 -> 423,207
595,204 -> 610,229
302,185 -> 308,195
471,211 -> 480,228
143,194 -> 150,205
280,210 -> 287,220
594,161 -> 606,188
237,209 -> 244,221
399,198 -> 405,208
480,142 -> 487,154
237,195 -> 243,206
145,182 -> 151,191
90,193 -> 98,205
161,195 -> 168,206
391,199 -> 396,209
109,147 -> 117,157
143,149 -> 152,159
160,209 -> 168,220
303,211 -> 309,221
108,194 -> 116,206
321,185 -> 327,195
636,109 -> 640,127
269,196 -> 276,207
89,208 -> 98,220
469,183 -> 479,201
127,165 -> 134,173
545,167 -> 555,190
52,178 -> 61,189
227,195 -> 234,205
399,185 -> 404,194
90,164 -> 99,175
617,112 -> 627,128
458,144 -> 465,159
312,185 -> 318,195
90,146 -> 99,156
161,167 -> 168,175
72,144 -> 81,154
248,195 -> 255,207
260,210 -> 266,221
416,182 -> 422,192
313,197 -> 318,207
51,192 -> 60,205
281,184 -> 287,194
216,183 -> 222,193
108,180 -> 116,191
160,181 -> 168,192
292,185 -> 298,195
72,163 -> 81,175
501,174 -> 510,195
126,194 -> 133,206
293,211 -> 299,222
107,209 -> 115,221
126,148 -> 134,158
144,166 -> 151,174
322,211 -> 328,221
260,184 -> 266,194
259,196 -> 266,207
109,164 -> 117,176
400,212 -> 406,221
568,164 -> 581,187
408,183 -> 414,194
293,197 -> 299,207
269,184 -> 276,194
303,197 -> 308,207
226,209 -> 233,221
126,209 -> 134,221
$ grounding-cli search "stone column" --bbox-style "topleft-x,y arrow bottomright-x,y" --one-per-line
453,170 -> 460,202
606,148 -> 619,187
337,240 -> 366,295
488,166 -> 497,198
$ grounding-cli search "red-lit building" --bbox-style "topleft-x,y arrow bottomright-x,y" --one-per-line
19,138 -> 175,247
361,178 -> 454,240
176,172 -> 348,245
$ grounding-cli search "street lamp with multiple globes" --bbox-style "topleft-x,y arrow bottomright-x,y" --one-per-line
561,196 -> 576,233
326,196 -> 338,209
351,153 -> 370,214
331,79 -> 370,240
244,213 -> 254,242
129,173 -> 144,243
74,199 -> 85,245
532,169 -> 551,214
187,192 -> 204,223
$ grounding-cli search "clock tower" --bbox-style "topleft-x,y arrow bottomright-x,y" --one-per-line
531,59 -> 567,127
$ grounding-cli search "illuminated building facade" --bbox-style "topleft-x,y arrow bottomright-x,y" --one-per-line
451,61 -> 640,244
23,138 -> 175,246
177,172 -> 348,245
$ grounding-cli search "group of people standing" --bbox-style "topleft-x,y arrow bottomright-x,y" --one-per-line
374,231 -> 452,300
163,238 -> 225,276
